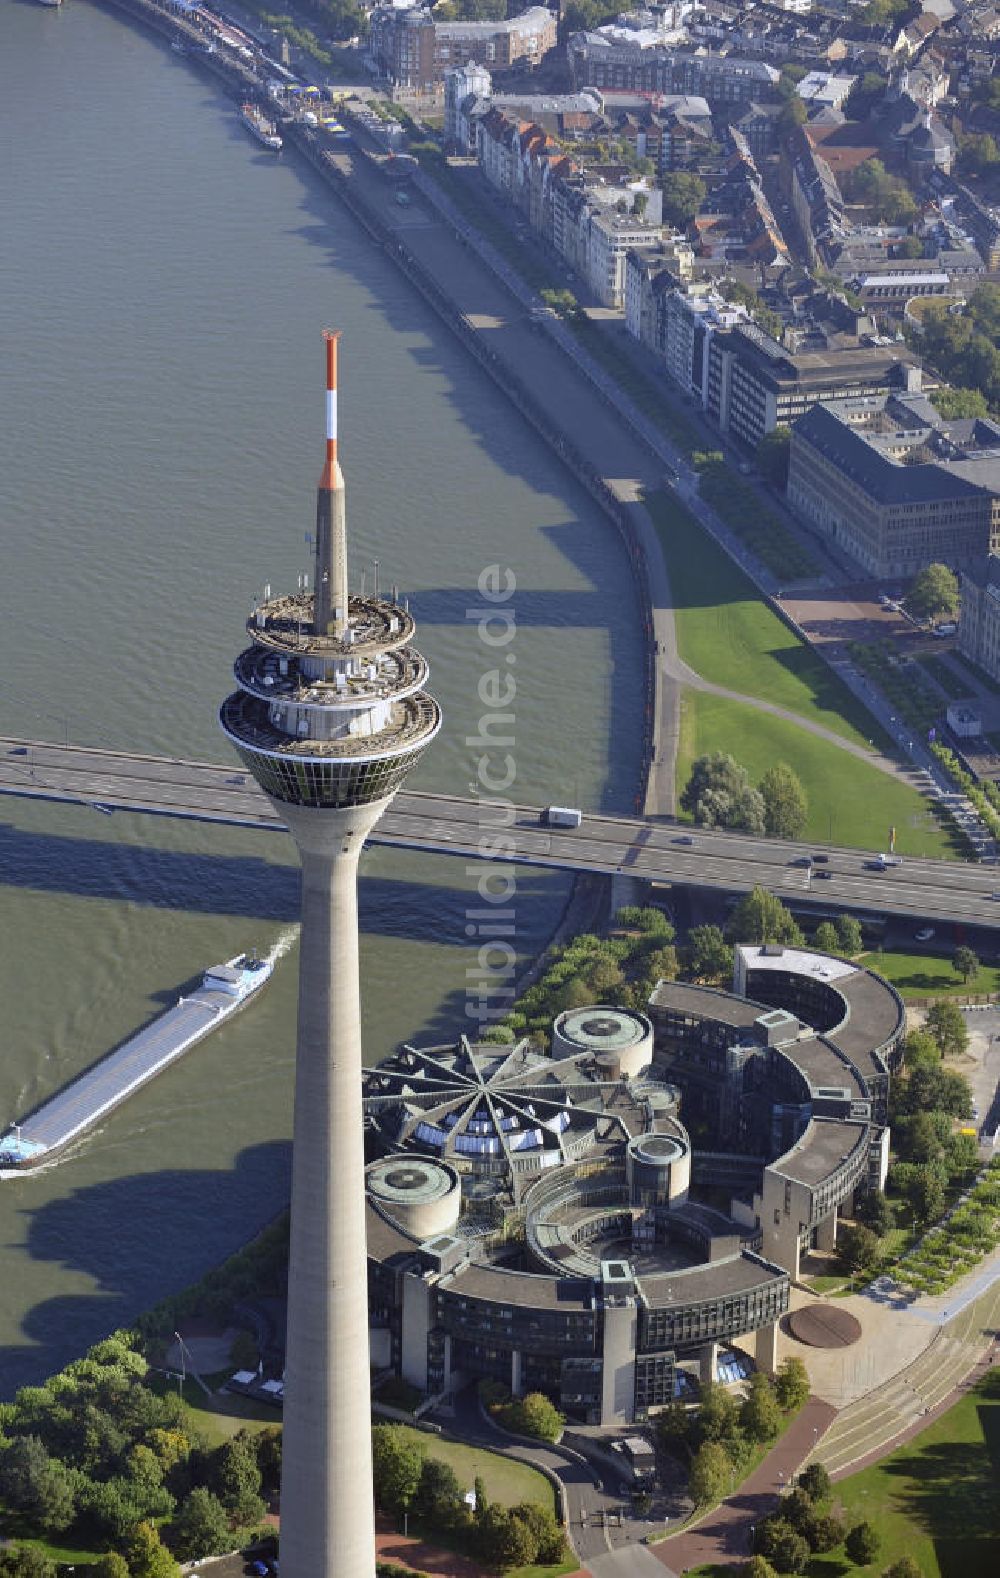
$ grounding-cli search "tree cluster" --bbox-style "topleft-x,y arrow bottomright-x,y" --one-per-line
813,915 -> 864,957
485,906 -> 679,1046
662,1365 -> 807,1509
371,1426 -> 567,1570
661,172 -> 707,230
843,159 -> 917,224
882,1017 -> 976,1225
753,1465 -> 856,1573
682,755 -> 808,839
917,286 -> 1000,415
0,1332 -> 278,1567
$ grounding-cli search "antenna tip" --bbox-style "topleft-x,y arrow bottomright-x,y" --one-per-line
322,328 -> 342,345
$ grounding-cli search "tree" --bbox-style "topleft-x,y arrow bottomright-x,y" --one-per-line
814,921 -> 839,952
883,1559 -> 922,1578
494,1511 -> 539,1569
797,1461 -> 831,1503
903,1028 -> 940,1071
944,1129 -> 980,1179
509,1501 -> 567,1563
661,171 -> 706,229
371,1424 -> 424,1514
560,0 -> 620,36
686,925 -> 734,982
688,1441 -> 732,1505
170,1487 -> 232,1561
126,1523 -> 180,1578
0,1551 -> 57,1578
953,946 -> 979,984
810,1512 -> 846,1551
896,235 -> 924,260
743,1559 -> 779,1578
929,386 -> 989,421
774,1357 -> 811,1413
956,132 -> 1000,175
925,1000 -> 968,1059
756,1517 -> 810,1573
845,1521 -> 881,1564
759,763 -> 808,839
907,564 -> 960,624
856,1189 -> 895,1235
740,1373 -> 782,1444
210,1433 -> 264,1526
500,1391 -> 563,1442
697,1379 -> 740,1443
908,1164 -> 946,1224
681,752 -> 765,833
411,1458 -> 467,1529
728,887 -> 804,946
781,1486 -> 819,1535
0,1435 -> 77,1534
844,71 -> 887,120
838,1223 -> 881,1274
92,1556 -> 130,1578
835,914 -> 863,955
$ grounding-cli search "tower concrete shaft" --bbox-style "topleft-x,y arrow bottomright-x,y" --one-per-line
220,333 -> 440,1578
278,800 -> 386,1578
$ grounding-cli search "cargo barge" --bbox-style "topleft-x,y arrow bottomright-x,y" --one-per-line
0,953 -> 272,1173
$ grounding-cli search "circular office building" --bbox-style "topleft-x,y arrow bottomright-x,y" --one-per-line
365,1156 -> 461,1239
552,1005 -> 654,1079
627,1130 -> 691,1207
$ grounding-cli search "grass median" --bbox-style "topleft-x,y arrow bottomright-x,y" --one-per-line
676,690 -> 961,857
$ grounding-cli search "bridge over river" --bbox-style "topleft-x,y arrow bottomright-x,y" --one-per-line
1,736 -> 997,932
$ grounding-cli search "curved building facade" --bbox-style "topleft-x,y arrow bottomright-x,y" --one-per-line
363,953 -> 904,1423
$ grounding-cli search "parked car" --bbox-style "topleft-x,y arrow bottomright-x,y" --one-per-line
915,927 -> 936,942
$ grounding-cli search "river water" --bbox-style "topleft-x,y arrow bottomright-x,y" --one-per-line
0,0 -> 643,1392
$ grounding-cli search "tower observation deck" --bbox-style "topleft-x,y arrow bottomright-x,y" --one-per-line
220,332 -> 440,1578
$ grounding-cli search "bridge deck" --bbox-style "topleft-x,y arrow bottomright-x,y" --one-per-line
1,736 -> 997,930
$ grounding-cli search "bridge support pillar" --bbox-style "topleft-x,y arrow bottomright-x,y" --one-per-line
755,1321 -> 777,1377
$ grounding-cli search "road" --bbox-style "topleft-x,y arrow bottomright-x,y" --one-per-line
5,735 -> 1000,931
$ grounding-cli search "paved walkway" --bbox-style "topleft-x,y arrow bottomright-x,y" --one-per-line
651,1397 -> 837,1577
810,1258 -> 1000,1477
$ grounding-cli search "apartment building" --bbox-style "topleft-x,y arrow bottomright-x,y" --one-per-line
370,4 -> 556,91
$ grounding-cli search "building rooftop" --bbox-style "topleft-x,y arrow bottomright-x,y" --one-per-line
792,400 -> 1000,505
769,1118 -> 868,1187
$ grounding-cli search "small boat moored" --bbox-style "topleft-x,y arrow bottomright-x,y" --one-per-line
239,102 -> 283,152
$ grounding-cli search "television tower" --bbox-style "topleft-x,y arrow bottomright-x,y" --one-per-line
220,333 -> 441,1578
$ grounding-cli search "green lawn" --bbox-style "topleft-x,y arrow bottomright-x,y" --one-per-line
815,1367 -> 1000,1578
389,1424 -> 557,1512
685,1370 -> 1000,1578
147,1369 -> 282,1445
862,948 -> 1000,999
676,690 -> 962,857
646,490 -> 889,751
